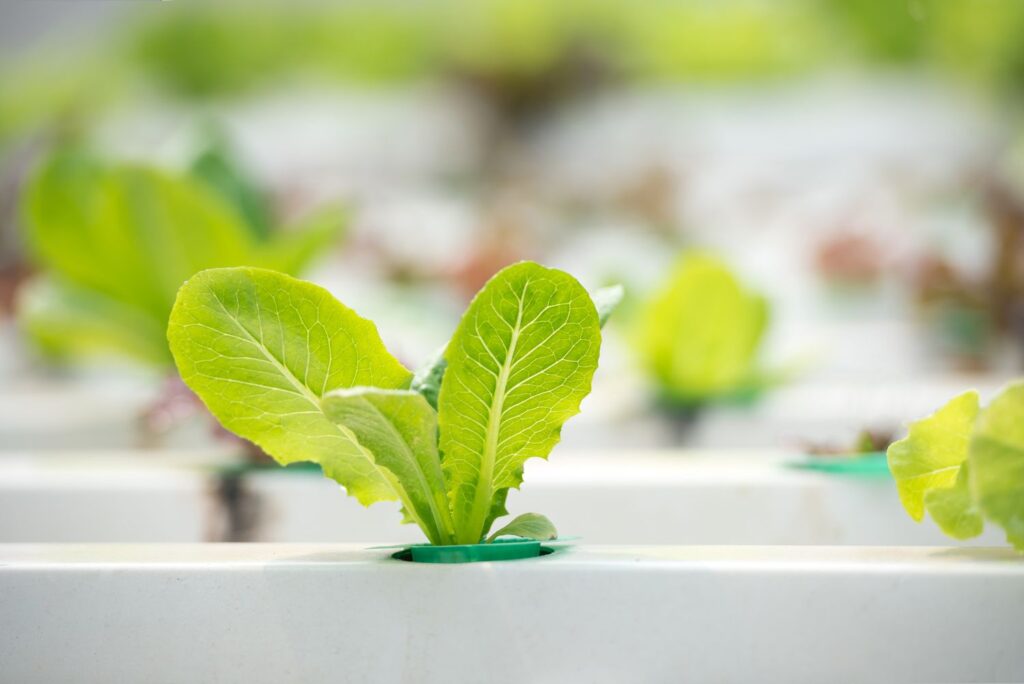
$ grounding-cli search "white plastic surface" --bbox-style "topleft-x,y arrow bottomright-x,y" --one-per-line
0,451 -> 1007,546
1,543 -> 1021,683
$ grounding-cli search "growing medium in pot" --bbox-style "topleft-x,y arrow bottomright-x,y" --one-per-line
168,261 -> 618,546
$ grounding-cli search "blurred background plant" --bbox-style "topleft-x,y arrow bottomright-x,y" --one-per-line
635,253 -> 775,410
2,0 -> 1024,452
13,142 -> 345,448
4,0 -> 1024,152
18,147 -> 344,368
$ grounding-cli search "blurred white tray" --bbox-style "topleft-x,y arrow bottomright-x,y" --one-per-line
0,450 -> 1006,546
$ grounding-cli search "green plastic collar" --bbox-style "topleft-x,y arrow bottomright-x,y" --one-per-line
394,539 -> 552,564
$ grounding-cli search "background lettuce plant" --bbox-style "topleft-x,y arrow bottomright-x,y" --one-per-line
18,148 -> 343,368
167,262 -> 611,545
888,383 -> 1024,551
635,252 -> 772,406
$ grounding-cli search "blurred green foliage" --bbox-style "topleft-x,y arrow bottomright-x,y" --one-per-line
3,0 -> 1024,151
0,55 -> 126,155
926,0 -> 1024,94
189,131 -> 272,241
130,5 -> 438,98
615,1 -> 825,81
822,0 -> 928,63
17,149 -> 345,368
636,253 -> 771,406
438,0 -> 577,78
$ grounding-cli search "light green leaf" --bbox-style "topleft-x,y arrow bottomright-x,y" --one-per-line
592,284 -> 624,327
923,462 -> 984,540
887,390 -> 979,522
486,512 -> 558,542
16,277 -> 170,367
322,387 -> 455,545
969,383 -> 1024,552
167,267 -> 412,507
438,261 -> 601,544
411,285 -> 619,410
410,345 -> 447,410
636,253 -> 768,403
256,205 -> 347,275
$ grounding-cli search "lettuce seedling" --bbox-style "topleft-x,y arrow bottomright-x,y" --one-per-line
888,383 -> 1024,551
635,252 -> 772,406
18,149 -> 344,368
168,262 -> 614,545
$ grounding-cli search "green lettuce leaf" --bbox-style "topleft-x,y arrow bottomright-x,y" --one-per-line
887,390 -> 980,525
969,383 -> 1024,551
322,387 -> 455,545
17,276 -> 170,367
167,267 -> 412,507
923,461 -> 984,540
636,252 -> 768,403
486,512 -> 558,542
411,285 -> 621,410
438,262 -> 601,544
410,346 -> 447,410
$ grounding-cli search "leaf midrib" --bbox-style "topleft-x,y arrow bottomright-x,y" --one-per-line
461,288 -> 526,543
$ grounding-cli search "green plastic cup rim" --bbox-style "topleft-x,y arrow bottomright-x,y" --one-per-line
787,451 -> 891,476
392,538 -> 558,564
